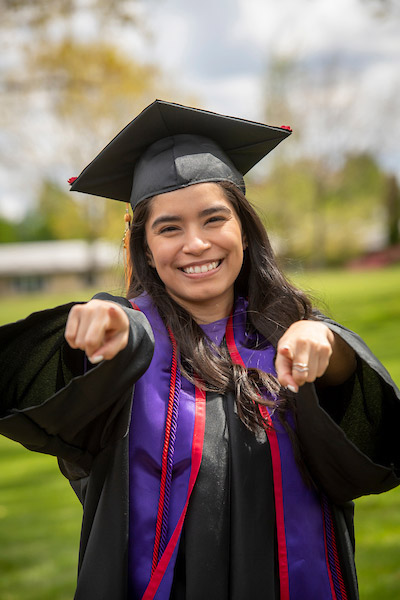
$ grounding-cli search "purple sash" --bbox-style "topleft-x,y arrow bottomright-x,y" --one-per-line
128,295 -> 344,599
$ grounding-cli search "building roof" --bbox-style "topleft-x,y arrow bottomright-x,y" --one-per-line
0,240 -> 121,277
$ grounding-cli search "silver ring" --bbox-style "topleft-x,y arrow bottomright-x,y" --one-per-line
292,362 -> 309,373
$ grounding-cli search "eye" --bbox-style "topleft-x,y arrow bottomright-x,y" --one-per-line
205,215 -> 227,225
159,225 -> 180,234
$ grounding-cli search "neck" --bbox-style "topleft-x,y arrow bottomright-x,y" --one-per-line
170,293 -> 234,324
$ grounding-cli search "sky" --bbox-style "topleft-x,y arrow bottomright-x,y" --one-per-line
136,0 -> 400,117
1,0 -> 400,219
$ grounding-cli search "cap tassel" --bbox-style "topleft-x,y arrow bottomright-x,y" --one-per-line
123,203 -> 132,292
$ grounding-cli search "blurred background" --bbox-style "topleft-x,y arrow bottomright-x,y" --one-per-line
0,0 -> 399,598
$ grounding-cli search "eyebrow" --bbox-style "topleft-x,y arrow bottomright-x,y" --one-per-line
150,204 -> 232,230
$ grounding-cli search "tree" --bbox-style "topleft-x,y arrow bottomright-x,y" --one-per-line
0,0 -> 142,29
0,0 -> 161,170
249,153 -> 389,266
384,174 -> 400,246
29,38 -> 159,162
361,0 -> 400,18
0,0 -> 165,230
31,178 -> 129,243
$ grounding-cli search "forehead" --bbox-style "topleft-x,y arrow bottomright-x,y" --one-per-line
146,183 -> 236,223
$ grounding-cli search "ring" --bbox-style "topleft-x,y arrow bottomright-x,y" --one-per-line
292,362 -> 309,373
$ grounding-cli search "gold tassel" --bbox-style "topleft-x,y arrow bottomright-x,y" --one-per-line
123,203 -> 132,293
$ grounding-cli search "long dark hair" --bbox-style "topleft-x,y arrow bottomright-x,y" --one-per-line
126,181 -> 314,432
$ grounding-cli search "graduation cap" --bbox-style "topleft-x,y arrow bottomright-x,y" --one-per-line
69,99 -> 292,210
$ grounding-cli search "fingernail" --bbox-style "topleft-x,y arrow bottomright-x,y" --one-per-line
287,384 -> 298,394
89,354 -> 104,364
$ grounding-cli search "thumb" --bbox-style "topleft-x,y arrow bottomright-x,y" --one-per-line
275,345 -> 299,393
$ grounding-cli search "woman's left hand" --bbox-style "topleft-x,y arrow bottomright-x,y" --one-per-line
275,320 -> 357,393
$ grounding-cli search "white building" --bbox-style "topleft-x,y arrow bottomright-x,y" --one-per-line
0,240 -> 124,294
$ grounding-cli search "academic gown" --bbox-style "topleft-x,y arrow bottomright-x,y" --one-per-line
0,293 -> 399,600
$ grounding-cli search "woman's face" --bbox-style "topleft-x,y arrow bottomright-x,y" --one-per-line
145,182 -> 246,322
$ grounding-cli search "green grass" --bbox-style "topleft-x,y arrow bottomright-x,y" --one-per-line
0,438 -> 81,600
292,265 -> 400,385
0,288 -> 99,327
0,267 -> 400,598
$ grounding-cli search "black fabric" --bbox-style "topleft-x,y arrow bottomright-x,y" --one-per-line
295,321 -> 400,505
131,134 -> 246,207
171,392 -> 277,600
0,296 -> 154,471
72,438 -> 130,600
331,502 -> 359,600
69,100 -> 291,207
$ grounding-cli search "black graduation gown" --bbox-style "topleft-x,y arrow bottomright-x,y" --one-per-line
0,295 -> 399,599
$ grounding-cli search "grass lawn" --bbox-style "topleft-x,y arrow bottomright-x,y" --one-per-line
0,266 -> 399,598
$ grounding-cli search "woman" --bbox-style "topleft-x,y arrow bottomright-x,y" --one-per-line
1,101 -> 399,600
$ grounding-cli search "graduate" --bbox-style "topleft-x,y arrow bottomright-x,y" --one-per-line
1,100 -> 399,600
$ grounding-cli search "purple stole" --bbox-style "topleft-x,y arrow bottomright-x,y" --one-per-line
128,295 -> 347,600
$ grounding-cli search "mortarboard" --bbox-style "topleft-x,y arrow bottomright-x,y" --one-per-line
69,100 -> 292,210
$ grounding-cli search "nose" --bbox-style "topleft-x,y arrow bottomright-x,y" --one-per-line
182,229 -> 211,255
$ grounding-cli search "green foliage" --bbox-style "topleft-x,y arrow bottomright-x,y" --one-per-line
338,153 -> 384,204
0,180 -> 130,244
0,218 -> 19,243
32,39 -> 158,128
1,0 -> 141,28
34,179 -> 128,242
0,0 -> 167,225
249,153 -> 391,266
35,181 -> 90,240
384,174 -> 400,245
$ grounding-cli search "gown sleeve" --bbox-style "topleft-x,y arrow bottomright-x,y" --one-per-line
294,317 -> 400,504
0,293 -> 154,479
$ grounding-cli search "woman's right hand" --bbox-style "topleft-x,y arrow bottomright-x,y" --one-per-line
65,299 -> 130,364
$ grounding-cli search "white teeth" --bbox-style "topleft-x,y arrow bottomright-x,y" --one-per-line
183,261 -> 219,274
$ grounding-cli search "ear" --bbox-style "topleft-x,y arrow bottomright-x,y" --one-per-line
146,248 -> 155,267
242,235 -> 247,250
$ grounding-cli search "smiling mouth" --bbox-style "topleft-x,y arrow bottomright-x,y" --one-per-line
180,260 -> 222,274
